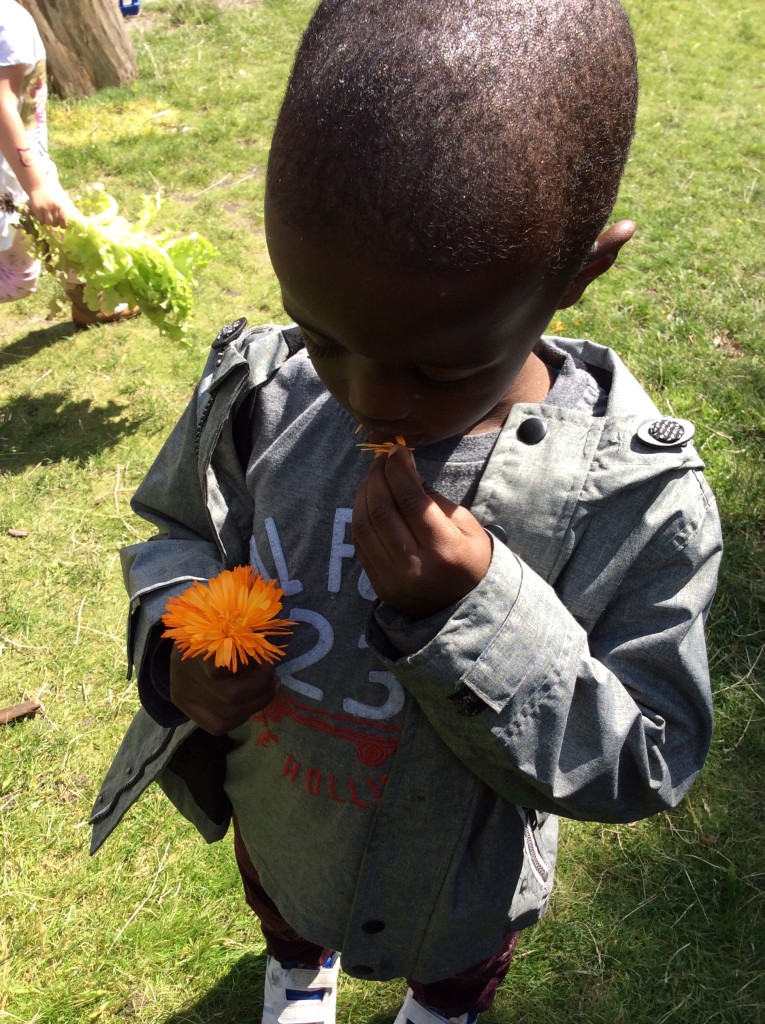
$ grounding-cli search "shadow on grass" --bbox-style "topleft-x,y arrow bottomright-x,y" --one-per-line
0,319 -> 80,366
0,390 -> 146,471
161,952 -> 267,1024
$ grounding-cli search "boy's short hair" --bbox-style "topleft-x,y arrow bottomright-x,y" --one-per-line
266,0 -> 638,277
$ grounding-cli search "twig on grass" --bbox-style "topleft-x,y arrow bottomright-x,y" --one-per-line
656,994 -> 691,1024
662,941 -> 691,984
683,866 -> 712,926
193,169 -> 259,197
194,172 -> 232,196
113,463 -> 122,514
73,596 -> 87,646
0,700 -> 42,725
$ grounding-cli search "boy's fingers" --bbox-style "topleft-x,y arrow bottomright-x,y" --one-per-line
382,445 -> 455,543
199,663 -> 278,706
171,668 -> 279,735
170,648 -> 278,717
354,453 -> 419,560
177,696 -> 236,736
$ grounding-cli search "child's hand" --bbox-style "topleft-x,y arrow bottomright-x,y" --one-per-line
168,645 -> 279,736
352,445 -> 492,618
27,185 -> 69,228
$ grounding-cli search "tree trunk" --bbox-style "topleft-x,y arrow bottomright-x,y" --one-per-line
19,0 -> 138,98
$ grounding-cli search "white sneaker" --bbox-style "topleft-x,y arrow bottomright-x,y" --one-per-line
393,988 -> 478,1024
262,954 -> 340,1024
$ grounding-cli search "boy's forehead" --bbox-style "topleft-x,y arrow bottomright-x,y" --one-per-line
264,187 -> 547,293
267,208 -> 560,361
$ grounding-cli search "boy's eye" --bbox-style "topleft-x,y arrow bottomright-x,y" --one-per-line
417,367 -> 475,386
298,324 -> 477,384
300,329 -> 345,360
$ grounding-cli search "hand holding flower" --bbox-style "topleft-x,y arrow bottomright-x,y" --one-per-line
161,566 -> 295,735
352,444 -> 492,618
168,646 -> 279,736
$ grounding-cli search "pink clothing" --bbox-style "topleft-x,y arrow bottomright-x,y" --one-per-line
0,223 -> 38,300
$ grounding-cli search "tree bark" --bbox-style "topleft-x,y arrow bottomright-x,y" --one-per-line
19,0 -> 138,98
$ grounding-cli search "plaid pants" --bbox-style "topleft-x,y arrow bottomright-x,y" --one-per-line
233,818 -> 518,1017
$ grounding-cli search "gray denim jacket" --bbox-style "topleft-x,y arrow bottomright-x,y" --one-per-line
90,321 -> 722,982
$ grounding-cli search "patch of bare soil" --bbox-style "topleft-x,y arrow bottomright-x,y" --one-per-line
712,329 -> 745,358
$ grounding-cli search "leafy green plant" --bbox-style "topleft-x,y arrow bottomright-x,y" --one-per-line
22,185 -> 216,341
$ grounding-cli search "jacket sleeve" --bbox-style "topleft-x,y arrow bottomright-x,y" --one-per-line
120,353 -> 249,724
367,472 -> 722,824
119,324 -> 296,725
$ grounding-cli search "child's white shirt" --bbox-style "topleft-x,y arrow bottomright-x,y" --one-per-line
0,0 -> 61,248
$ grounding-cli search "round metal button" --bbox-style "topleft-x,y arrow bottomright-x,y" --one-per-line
212,316 -> 247,349
361,920 -> 385,934
517,417 -> 548,445
636,417 -> 695,448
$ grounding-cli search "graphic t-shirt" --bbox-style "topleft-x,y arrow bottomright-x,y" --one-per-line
0,0 -> 59,247
224,339 -> 605,948
225,349 -> 495,939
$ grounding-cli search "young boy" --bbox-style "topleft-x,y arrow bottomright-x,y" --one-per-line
90,2 -> 722,1022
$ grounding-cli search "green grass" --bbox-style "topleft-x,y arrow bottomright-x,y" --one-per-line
1,0 -> 763,1021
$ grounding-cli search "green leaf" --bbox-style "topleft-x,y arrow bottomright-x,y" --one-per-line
23,185 -> 216,342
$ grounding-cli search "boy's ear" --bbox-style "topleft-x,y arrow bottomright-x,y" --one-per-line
556,220 -> 637,309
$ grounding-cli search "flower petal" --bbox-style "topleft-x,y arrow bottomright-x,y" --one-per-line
161,566 -> 295,672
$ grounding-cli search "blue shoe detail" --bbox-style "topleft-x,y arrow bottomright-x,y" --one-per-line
280,954 -> 338,1001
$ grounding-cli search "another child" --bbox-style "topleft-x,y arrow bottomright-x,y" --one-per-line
0,0 -> 137,324
0,0 -> 69,300
91,2 -> 722,1022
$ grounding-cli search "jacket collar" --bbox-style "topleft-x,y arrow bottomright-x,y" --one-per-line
472,337 -> 705,584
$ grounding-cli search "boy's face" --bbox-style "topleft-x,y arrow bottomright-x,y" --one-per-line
266,212 -> 567,446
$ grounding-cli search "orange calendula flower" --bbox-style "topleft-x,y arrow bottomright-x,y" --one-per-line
161,566 -> 295,672
357,433 -> 414,454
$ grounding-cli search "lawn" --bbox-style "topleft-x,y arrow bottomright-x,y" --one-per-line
0,1 -> 763,1022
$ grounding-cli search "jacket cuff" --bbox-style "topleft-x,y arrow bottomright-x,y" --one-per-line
137,624 -> 189,728
366,540 -> 524,703
371,601 -> 461,658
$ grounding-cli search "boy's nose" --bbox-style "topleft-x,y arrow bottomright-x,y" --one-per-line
346,356 -> 410,422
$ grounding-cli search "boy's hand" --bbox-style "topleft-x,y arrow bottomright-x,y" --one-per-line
168,646 -> 279,736
352,445 -> 492,618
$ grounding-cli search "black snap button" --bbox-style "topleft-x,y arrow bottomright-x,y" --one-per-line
517,417 -> 548,445
485,523 -> 507,545
212,316 -> 247,349
649,419 -> 684,444
361,920 -> 385,934
636,417 -> 695,449
350,964 -> 375,976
